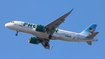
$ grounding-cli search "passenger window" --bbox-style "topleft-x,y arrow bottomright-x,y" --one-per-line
11,21 -> 14,23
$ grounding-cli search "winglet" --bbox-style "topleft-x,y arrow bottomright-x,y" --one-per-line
50,46 -> 53,50
58,8 -> 74,19
46,46 -> 53,50
87,41 -> 92,45
70,8 -> 74,13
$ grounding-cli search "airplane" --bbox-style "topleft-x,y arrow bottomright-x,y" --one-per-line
5,8 -> 99,49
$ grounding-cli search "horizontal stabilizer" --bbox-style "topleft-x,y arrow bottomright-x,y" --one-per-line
86,32 -> 99,39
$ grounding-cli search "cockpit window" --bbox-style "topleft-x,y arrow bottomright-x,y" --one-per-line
11,21 -> 14,23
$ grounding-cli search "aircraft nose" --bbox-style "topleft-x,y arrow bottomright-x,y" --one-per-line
5,23 -> 9,27
5,23 -> 12,28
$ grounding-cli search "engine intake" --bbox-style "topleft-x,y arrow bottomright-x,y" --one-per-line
28,37 -> 39,44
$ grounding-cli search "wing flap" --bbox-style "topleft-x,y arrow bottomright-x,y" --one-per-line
41,40 -> 50,49
37,37 -> 52,49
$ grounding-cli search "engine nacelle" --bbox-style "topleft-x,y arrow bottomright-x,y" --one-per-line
28,37 -> 39,44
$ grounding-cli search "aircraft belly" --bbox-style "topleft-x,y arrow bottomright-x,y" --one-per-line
54,35 -> 74,41
53,35 -> 89,42
20,28 -> 48,38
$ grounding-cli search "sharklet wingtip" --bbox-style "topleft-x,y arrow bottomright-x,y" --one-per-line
70,8 -> 74,13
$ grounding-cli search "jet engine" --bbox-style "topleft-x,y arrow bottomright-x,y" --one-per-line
28,37 -> 39,44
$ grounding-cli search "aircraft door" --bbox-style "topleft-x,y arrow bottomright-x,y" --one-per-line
33,24 -> 36,31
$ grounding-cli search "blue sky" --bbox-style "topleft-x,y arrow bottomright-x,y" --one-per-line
0,0 -> 105,59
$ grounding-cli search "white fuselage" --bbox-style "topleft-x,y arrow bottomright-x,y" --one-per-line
5,21 -> 97,42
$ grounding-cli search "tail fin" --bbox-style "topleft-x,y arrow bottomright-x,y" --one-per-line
80,24 -> 97,36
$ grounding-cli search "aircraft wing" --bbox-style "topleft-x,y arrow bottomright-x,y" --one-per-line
37,37 -> 52,49
45,8 -> 74,35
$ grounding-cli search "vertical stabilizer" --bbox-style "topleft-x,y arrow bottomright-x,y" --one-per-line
80,24 -> 97,36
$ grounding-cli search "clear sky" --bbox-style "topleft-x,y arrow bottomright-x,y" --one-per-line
0,0 -> 105,59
